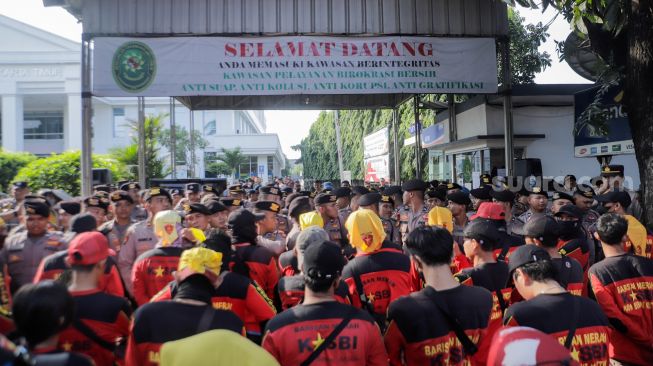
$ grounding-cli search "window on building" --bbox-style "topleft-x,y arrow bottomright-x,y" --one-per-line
204,120 -> 216,135
112,108 -> 128,138
267,156 -> 274,177
23,112 -> 64,140
238,156 -> 257,178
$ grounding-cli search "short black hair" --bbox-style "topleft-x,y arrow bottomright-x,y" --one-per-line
12,281 -> 74,348
304,275 -> 336,293
516,260 -> 557,282
405,226 -> 453,266
596,213 -> 628,246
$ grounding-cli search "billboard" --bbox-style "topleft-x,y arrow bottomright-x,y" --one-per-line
364,155 -> 390,183
574,85 -> 633,157
363,127 -> 389,159
363,127 -> 390,182
93,36 -> 498,97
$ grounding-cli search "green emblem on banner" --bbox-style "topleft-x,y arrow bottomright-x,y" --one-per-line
112,41 -> 156,93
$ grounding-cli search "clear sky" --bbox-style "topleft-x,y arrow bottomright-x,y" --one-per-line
0,0 -> 590,159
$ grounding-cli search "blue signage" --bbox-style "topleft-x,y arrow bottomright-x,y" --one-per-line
421,122 -> 447,148
574,85 -> 633,157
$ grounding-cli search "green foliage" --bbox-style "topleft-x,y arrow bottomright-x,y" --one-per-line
216,147 -> 248,178
0,151 -> 37,192
14,151 -> 127,196
503,8 -> 552,84
109,113 -> 170,184
205,162 -> 231,177
159,126 -> 209,167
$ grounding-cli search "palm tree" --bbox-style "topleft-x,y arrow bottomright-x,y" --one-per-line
216,147 -> 248,180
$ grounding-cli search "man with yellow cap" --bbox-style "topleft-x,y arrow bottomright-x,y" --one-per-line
126,247 -> 245,366
340,209 -> 411,331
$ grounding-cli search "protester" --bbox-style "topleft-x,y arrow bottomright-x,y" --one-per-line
503,245 -> 610,366
385,226 -> 493,365
596,191 -> 650,258
589,213 -> 653,365
263,240 -> 387,366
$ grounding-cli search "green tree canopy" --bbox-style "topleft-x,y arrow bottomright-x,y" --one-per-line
216,147 -> 247,178
0,151 -> 37,193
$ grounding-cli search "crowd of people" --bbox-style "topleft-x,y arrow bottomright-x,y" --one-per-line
0,163 -> 649,366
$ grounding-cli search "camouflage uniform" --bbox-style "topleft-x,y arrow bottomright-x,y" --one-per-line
117,220 -> 157,293
398,205 -> 429,245
0,230 -> 66,292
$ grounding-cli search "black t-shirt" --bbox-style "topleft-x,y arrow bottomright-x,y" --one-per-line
455,262 -> 510,292
551,257 -> 584,295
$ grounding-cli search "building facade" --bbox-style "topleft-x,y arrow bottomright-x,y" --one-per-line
0,15 -> 285,183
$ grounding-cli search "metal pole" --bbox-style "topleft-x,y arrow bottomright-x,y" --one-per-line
189,109 -> 196,178
392,108 -> 400,185
501,38 -> 515,176
80,35 -> 93,196
170,97 -> 177,178
414,95 -> 422,180
137,97 -> 146,188
334,110 -> 344,182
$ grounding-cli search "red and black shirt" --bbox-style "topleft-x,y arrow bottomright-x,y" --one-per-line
131,246 -> 185,306
231,243 -> 279,300
125,301 -> 245,366
503,292 -> 610,366
384,285 -> 493,365
151,271 -> 277,337
58,289 -> 132,366
551,257 -> 585,296
341,247 -> 411,321
262,301 -> 387,366
33,250 -> 125,298
455,261 -> 511,339
277,274 -> 351,310
588,253 -> 653,365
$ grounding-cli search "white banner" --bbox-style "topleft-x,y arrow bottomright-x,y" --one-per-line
93,36 -> 497,96
364,155 -> 390,183
363,127 -> 389,159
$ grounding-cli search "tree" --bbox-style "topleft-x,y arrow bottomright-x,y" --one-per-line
14,151 -> 127,196
205,161 -> 231,177
504,0 -> 653,230
215,147 -> 247,179
297,13 -> 552,183
109,113 -> 170,183
0,151 -> 37,193
159,126 -> 209,176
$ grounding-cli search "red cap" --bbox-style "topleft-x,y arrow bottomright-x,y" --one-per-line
471,202 -> 506,221
67,232 -> 115,266
487,327 -> 579,366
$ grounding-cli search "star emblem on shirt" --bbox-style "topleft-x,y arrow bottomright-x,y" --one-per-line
154,266 -> 165,278
367,292 -> 376,302
629,291 -> 638,302
570,348 -> 580,361
62,342 -> 72,351
312,332 -> 325,350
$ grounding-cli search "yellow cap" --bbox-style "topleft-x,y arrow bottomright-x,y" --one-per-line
345,209 -> 386,253
299,211 -> 324,230
427,206 -> 454,233
177,247 -> 223,280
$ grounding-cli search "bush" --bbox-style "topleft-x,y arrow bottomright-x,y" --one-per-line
0,151 -> 37,193
14,151 -> 128,196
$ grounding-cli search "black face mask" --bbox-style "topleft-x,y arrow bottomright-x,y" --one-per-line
558,220 -> 580,238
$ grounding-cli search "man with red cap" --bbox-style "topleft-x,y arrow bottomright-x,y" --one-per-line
57,231 -> 131,366
126,247 -> 245,366
472,202 -> 525,262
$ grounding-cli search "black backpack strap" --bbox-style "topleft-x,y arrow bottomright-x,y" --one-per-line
422,288 -> 478,356
73,318 -> 116,352
350,265 -> 375,316
300,307 -> 357,366
495,288 -> 507,314
196,305 -> 216,334
564,296 -> 580,349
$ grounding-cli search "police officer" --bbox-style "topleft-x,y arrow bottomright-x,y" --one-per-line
99,190 -> 134,254
228,184 -> 246,200
378,195 -> 401,246
425,187 -> 447,210
82,194 -> 110,228
254,201 -> 286,256
1,198 -> 67,293
550,191 -> 574,215
334,187 -> 353,225
120,182 -> 147,222
398,179 -> 429,245
0,182 -> 30,231
201,184 -> 217,201
220,197 -> 244,215
184,183 -> 202,204
383,185 -> 404,213
517,186 -> 549,224
258,186 -> 289,234
55,200 -> 81,232
490,188 -> 520,235
314,193 -> 348,251
447,190 -> 471,245
573,184 -> 600,232
469,185 -> 492,218
118,187 -> 172,293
